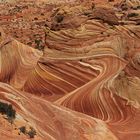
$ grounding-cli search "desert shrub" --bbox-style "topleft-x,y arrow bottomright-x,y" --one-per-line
0,101 -> 16,121
27,42 -> 32,46
137,6 -> 140,9
34,39 -> 44,50
55,14 -> 64,23
127,13 -> 139,18
6,104 -> 16,119
108,0 -> 114,2
133,5 -> 140,10
19,126 -> 26,134
27,127 -> 36,138
121,4 -> 128,11
83,11 -> 91,16
19,126 -> 37,138
34,17 -> 38,20
91,3 -> 95,9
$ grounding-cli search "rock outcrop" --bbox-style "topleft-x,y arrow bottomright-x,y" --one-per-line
0,0 -> 140,140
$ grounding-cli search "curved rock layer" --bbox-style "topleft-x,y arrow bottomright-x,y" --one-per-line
24,61 -> 99,101
0,0 -> 140,140
0,82 -> 117,140
0,28 -> 43,89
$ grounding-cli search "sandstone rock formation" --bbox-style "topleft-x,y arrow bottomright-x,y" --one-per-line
0,0 -> 140,140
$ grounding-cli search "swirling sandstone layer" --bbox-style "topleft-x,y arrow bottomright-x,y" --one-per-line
0,82 -> 118,140
0,0 -> 140,140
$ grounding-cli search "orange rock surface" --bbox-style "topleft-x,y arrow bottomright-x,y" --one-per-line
0,0 -> 140,140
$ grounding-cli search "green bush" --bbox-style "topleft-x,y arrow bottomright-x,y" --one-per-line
127,13 -> 139,18
0,102 -> 16,121
34,39 -> 44,50
137,6 -> 140,9
27,127 -> 36,138
19,126 -> 26,134
19,126 -> 37,138
55,14 -> 64,23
